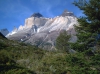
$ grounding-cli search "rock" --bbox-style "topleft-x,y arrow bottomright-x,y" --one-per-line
7,10 -> 78,50
30,13 -> 43,17
0,32 -> 7,39
0,28 -> 9,36
61,10 -> 74,17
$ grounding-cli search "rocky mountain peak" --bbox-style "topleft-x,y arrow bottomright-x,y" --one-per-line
61,10 -> 74,17
30,13 -> 43,18
0,32 -> 7,38
0,28 -> 9,36
7,10 -> 78,50
13,26 -> 18,32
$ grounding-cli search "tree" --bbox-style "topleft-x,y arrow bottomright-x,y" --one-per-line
71,0 -> 100,52
56,30 -> 70,52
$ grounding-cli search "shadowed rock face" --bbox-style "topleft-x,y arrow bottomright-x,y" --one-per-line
7,11 -> 78,50
0,29 -> 9,36
61,10 -> 74,17
24,17 -> 48,29
0,32 -> 7,39
30,13 -> 43,18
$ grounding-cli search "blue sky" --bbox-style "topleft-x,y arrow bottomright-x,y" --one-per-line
0,0 -> 83,32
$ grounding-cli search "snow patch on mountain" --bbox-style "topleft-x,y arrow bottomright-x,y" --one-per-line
7,10 -> 78,50
6,27 -> 18,37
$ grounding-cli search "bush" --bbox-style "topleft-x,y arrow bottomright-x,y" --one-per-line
56,30 -> 70,52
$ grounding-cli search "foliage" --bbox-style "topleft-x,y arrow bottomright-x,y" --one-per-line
0,34 -> 100,73
0,49 -> 35,74
70,0 -> 100,52
56,30 -> 70,52
66,53 -> 100,74
68,0 -> 100,73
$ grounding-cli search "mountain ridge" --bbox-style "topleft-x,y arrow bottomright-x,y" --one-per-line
7,10 -> 78,50
0,28 -> 9,36
0,32 -> 7,39
30,13 -> 43,17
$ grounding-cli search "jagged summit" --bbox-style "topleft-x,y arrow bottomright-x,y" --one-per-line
30,13 -> 43,17
0,28 -> 9,36
7,10 -> 78,50
0,32 -> 7,39
61,10 -> 74,17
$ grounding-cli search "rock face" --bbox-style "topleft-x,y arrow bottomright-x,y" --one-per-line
24,17 -> 48,28
0,29 -> 9,36
0,32 -> 7,38
6,27 -> 18,37
30,13 -> 43,17
61,10 -> 74,17
7,10 -> 78,50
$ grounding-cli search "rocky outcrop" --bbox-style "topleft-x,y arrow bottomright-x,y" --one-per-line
38,16 -> 77,32
0,32 -> 7,39
7,10 -> 78,50
30,13 -> 43,17
0,29 -> 9,36
6,27 -> 18,37
61,10 -> 74,17
24,17 -> 48,29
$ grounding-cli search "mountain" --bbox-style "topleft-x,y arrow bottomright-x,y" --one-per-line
61,10 -> 74,17
30,13 -> 43,17
0,28 -> 9,36
6,27 -> 18,36
7,10 -> 78,50
0,32 -> 7,39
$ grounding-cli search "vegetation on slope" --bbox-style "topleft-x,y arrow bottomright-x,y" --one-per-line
0,0 -> 100,74
0,36 -> 68,74
0,32 -> 100,74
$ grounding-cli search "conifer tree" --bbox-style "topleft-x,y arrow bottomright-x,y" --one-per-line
71,0 -> 100,52
56,30 -> 70,52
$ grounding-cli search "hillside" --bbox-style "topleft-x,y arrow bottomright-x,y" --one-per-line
0,32 -> 100,74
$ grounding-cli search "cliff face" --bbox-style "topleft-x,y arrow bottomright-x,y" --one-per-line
24,17 -> 48,29
7,11 -> 78,50
0,29 -> 9,36
0,32 -> 7,39
30,13 -> 43,17
61,10 -> 74,17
